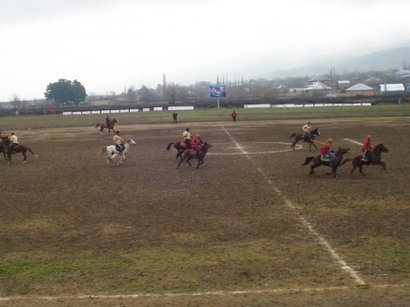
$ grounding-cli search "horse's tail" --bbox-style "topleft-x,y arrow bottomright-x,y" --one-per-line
26,146 -> 37,157
289,133 -> 296,139
166,142 -> 175,151
99,146 -> 106,154
302,156 -> 314,165
95,123 -> 100,128
341,158 -> 353,166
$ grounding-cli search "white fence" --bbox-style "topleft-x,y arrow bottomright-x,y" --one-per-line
244,103 -> 372,109
62,106 -> 194,116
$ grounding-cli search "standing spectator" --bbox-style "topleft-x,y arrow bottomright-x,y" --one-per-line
231,110 -> 237,122
172,112 -> 178,123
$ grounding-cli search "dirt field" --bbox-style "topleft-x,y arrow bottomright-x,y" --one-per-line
0,118 -> 409,306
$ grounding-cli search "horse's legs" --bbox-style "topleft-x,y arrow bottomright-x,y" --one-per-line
377,161 -> 387,171
290,137 -> 299,151
309,164 -> 316,175
22,151 -> 27,163
351,165 -> 357,175
120,154 -> 126,164
332,166 -> 338,178
177,156 -> 186,168
186,157 -> 192,167
311,141 -> 318,151
358,164 -> 367,177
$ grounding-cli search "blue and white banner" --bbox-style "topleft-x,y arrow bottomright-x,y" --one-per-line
210,85 -> 227,98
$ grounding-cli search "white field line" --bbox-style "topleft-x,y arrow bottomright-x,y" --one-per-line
219,123 -> 366,286
1,284 -> 409,301
344,138 -> 363,146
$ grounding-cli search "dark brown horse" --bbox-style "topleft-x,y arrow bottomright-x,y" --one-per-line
166,140 -> 187,160
95,118 -> 118,135
177,142 -> 212,169
302,147 -> 350,178
342,143 -> 389,177
1,137 -> 37,164
289,128 -> 320,152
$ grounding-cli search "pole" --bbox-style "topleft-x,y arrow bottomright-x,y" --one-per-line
217,98 -> 220,109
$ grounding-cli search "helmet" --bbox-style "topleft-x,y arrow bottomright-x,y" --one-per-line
186,128 -> 190,131
307,121 -> 311,124
367,134 -> 372,138
327,138 -> 333,143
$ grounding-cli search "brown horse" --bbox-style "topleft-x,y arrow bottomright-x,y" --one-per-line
302,147 -> 350,178
166,140 -> 187,160
177,142 -> 212,169
289,128 -> 320,152
342,143 -> 389,177
95,118 -> 118,135
1,136 -> 37,164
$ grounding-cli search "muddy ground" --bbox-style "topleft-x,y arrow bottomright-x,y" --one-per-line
0,118 -> 409,306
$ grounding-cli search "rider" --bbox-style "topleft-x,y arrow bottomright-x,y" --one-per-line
302,122 -> 312,141
183,128 -> 191,149
113,130 -> 125,154
9,132 -> 18,153
190,134 -> 203,158
105,114 -> 111,129
320,138 -> 335,162
362,135 -> 373,162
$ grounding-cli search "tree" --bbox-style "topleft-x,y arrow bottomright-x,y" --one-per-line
44,79 -> 87,105
137,85 -> 156,103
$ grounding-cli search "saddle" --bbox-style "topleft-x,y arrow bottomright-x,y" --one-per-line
115,144 -> 125,153
321,155 -> 330,162
303,133 -> 313,142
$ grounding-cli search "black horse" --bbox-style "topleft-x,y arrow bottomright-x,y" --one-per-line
289,128 -> 320,152
302,147 -> 350,178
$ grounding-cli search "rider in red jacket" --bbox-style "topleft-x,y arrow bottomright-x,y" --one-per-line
320,138 -> 335,161
362,135 -> 373,162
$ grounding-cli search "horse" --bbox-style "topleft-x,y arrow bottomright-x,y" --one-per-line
302,147 -> 350,178
99,138 -> 136,165
289,128 -> 320,152
0,138 -> 8,161
1,136 -> 37,164
177,142 -> 212,169
341,143 -> 389,177
95,118 -> 118,135
166,140 -> 187,160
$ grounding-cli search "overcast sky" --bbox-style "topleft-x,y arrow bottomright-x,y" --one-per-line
0,0 -> 409,100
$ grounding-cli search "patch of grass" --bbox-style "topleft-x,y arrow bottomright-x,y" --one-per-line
1,104 -> 410,130
0,241 -> 332,296
383,248 -> 410,269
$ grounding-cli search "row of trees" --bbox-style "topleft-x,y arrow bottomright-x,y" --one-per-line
43,67 -> 409,107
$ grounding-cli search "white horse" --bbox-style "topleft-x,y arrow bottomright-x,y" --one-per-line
99,138 -> 136,165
